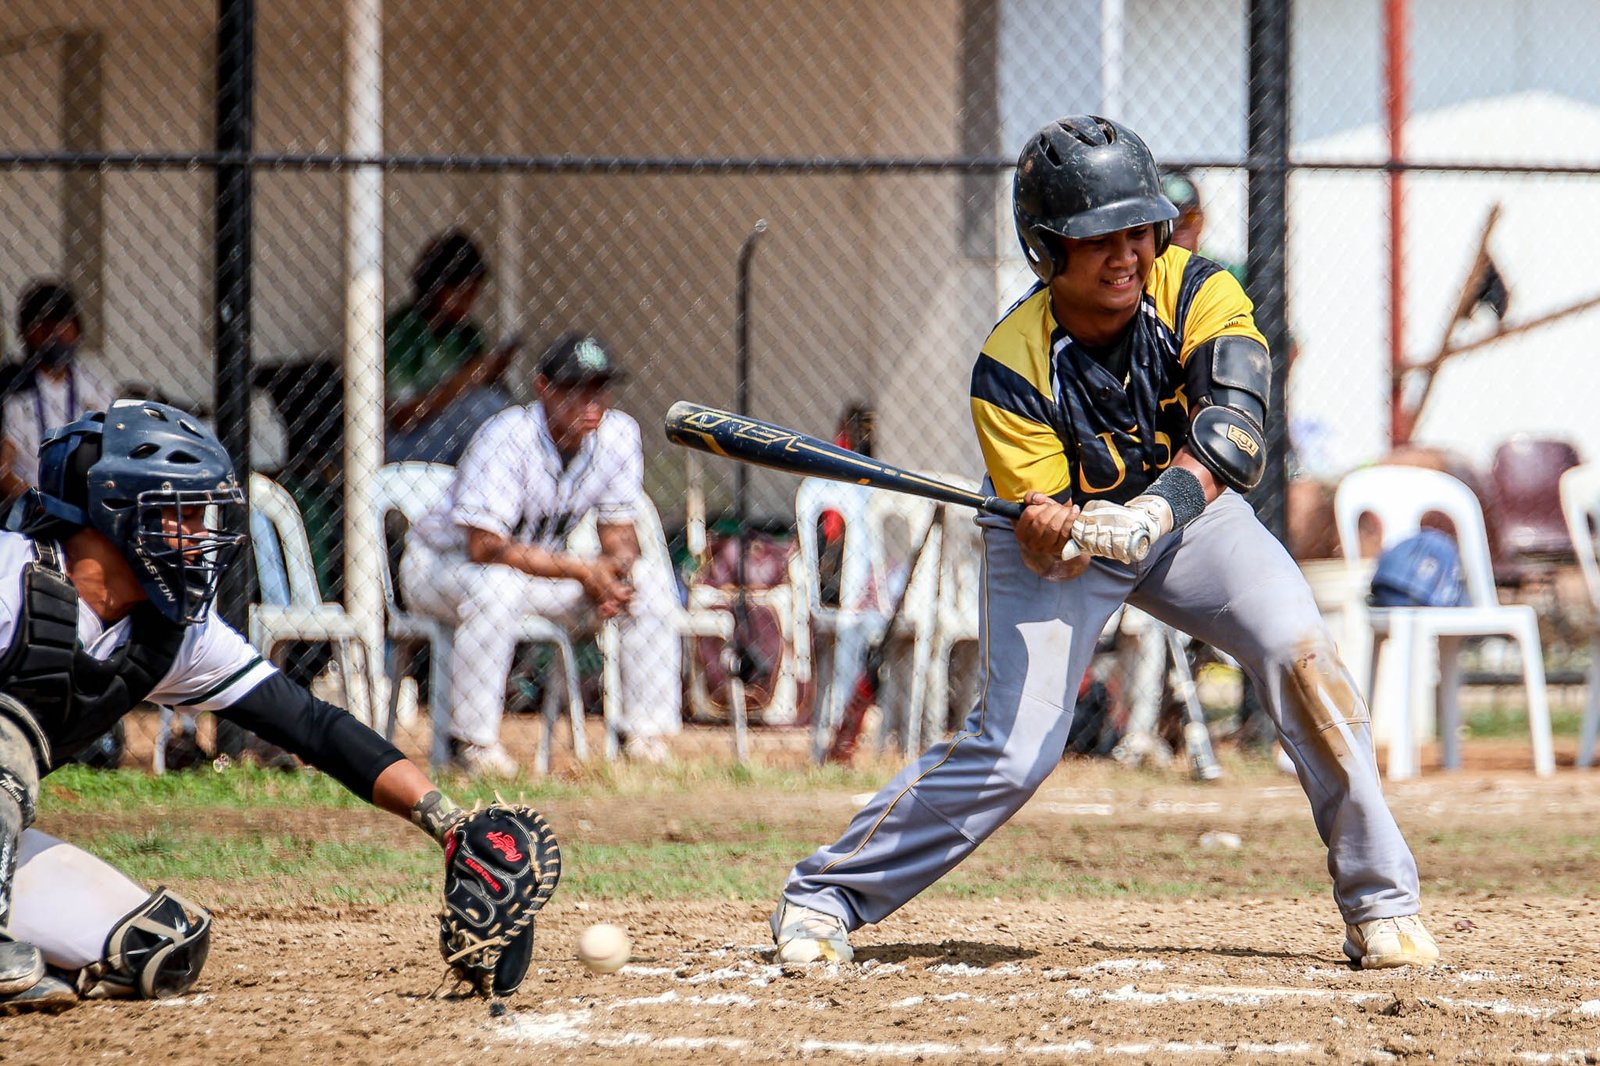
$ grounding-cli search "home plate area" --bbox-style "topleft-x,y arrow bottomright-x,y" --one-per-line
486,898 -> 1600,1063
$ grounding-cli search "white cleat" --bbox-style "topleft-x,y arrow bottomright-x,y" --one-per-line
1343,915 -> 1441,969
771,899 -> 854,963
623,735 -> 673,765
450,740 -> 519,779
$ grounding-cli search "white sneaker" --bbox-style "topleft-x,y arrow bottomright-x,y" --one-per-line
771,899 -> 853,963
451,740 -> 519,778
1343,915 -> 1441,969
623,735 -> 672,765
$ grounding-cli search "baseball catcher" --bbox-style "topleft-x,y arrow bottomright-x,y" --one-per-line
0,400 -> 560,1012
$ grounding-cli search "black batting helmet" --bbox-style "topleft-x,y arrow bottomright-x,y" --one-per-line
21,400 -> 246,624
1012,115 -> 1178,283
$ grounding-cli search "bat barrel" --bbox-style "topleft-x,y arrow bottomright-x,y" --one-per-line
665,399 -> 1030,523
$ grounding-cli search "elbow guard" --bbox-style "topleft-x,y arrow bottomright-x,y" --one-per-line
1187,334 -> 1270,492
1189,405 -> 1266,491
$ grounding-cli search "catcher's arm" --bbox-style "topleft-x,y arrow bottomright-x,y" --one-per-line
374,762 -> 461,838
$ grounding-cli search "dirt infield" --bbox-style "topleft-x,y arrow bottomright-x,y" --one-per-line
9,758 -> 1600,1063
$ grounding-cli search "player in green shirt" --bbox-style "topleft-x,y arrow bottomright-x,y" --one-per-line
386,231 -> 517,463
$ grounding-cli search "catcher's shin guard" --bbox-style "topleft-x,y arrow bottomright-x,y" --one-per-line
77,887 -> 212,999
0,702 -> 44,929
0,703 -> 61,1012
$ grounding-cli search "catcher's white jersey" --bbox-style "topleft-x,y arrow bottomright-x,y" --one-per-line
411,403 -> 643,553
0,532 -> 275,711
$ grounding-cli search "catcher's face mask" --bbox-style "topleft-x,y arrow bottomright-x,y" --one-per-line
130,490 -> 247,624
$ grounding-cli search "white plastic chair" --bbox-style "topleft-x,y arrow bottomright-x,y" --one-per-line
1558,462 -> 1600,768
571,496 -> 749,763
684,554 -> 809,732
372,462 -> 586,773
247,473 -> 377,723
867,491 -> 944,754
1334,465 -> 1553,779
794,478 -> 884,762
923,501 -> 981,746
793,477 -> 940,761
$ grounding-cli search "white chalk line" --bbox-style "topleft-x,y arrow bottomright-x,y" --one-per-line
609,952 -> 1528,997
593,981 -> 1569,1020
499,949 -> 1580,1057
495,1014 -> 1324,1059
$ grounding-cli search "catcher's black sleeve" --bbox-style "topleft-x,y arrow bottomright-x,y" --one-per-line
213,671 -> 405,800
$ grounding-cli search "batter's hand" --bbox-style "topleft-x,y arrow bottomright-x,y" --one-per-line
1070,496 -> 1173,565
1016,493 -> 1085,558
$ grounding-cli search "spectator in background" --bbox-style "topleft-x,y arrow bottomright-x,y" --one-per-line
0,283 -> 115,508
400,333 -> 683,774
1161,169 -> 1245,283
386,230 -> 518,464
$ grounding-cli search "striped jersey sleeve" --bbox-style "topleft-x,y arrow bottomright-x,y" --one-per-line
150,616 -> 277,711
969,286 -> 1072,503
1155,253 -> 1267,365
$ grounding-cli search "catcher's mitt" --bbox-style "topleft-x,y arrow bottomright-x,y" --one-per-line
438,801 -> 561,997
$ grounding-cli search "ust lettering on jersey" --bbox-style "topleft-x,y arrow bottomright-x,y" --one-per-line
970,246 -> 1267,506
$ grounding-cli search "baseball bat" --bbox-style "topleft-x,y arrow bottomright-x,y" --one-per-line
664,401 -> 1103,560
1163,626 -> 1223,781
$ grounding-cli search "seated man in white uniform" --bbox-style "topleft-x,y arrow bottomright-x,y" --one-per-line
0,401 -> 519,1011
402,333 -> 682,773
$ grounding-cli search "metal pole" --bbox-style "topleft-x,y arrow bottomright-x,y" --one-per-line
732,219 -> 767,685
1246,0 -> 1291,542
214,0 -> 254,624
1385,0 -> 1410,445
344,0 -> 385,727
1099,0 -> 1125,118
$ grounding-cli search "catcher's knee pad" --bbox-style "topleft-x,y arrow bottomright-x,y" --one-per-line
0,704 -> 44,932
0,698 -> 45,824
77,887 -> 211,999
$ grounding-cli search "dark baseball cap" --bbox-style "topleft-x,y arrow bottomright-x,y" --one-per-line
537,332 -> 624,386
1160,170 -> 1201,214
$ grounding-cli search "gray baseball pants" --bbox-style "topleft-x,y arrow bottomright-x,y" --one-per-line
782,490 -> 1420,928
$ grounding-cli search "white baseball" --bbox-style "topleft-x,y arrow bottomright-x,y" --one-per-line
577,923 -> 631,974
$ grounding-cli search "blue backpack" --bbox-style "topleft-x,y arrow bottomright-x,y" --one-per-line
1369,529 -> 1468,608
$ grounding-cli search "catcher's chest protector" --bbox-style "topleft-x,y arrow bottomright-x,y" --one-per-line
0,540 -> 184,769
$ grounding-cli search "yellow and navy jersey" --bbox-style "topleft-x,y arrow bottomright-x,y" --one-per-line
970,246 -> 1267,506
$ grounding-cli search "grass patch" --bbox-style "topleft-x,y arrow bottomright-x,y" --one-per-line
71,824 -> 1333,908
1465,705 -> 1584,738
79,826 -> 438,907
39,759 -> 898,819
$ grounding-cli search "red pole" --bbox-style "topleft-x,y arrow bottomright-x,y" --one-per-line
1386,0 -> 1409,446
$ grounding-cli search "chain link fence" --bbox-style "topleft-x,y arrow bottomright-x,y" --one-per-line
3,1 -> 1598,774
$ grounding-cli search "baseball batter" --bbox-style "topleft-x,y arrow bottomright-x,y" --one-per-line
0,401 -> 550,1012
402,333 -> 682,772
772,116 -> 1438,970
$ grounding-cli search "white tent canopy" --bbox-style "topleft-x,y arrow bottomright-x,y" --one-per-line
1288,91 -> 1600,477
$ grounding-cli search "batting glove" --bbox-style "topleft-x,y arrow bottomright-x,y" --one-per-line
1071,495 -> 1173,564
